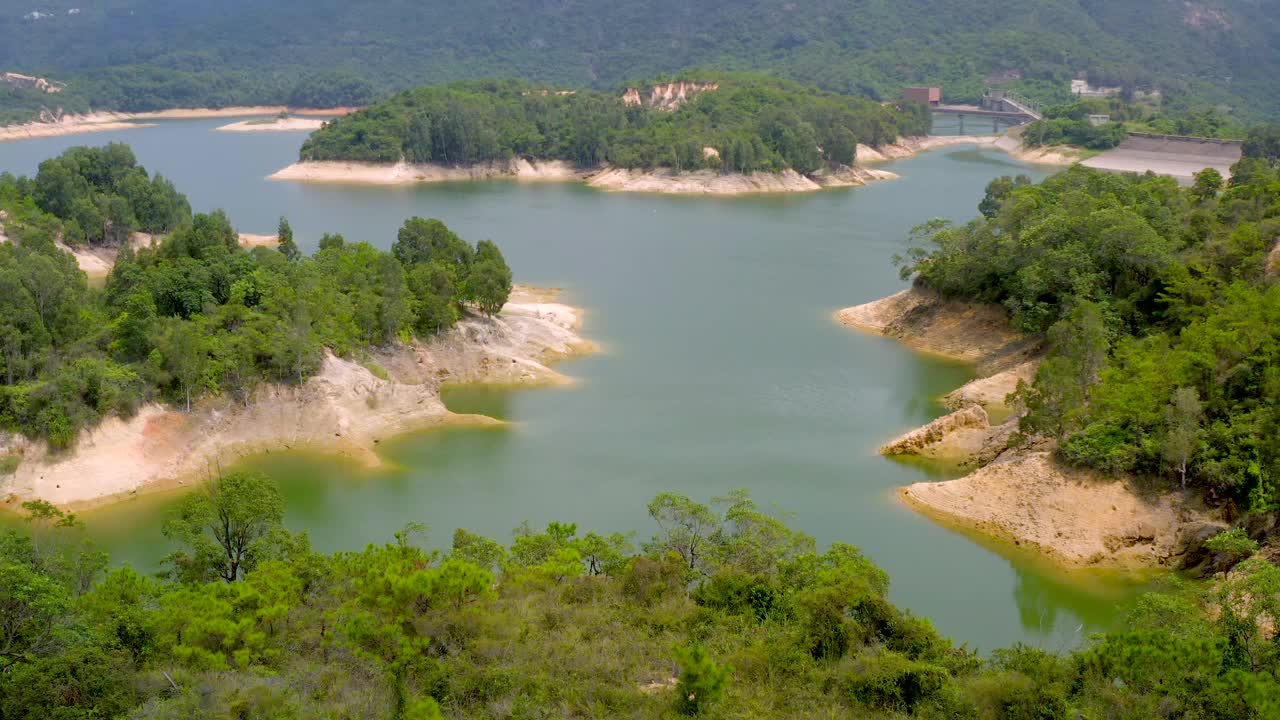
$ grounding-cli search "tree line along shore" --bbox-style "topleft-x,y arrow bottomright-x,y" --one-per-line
267,75 -> 939,194
0,142 -> 601,508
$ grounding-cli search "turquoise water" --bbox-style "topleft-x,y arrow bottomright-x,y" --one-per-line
0,119 -> 1147,651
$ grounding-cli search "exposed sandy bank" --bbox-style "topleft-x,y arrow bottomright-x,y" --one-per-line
0,107 -> 356,143
855,131 -> 1079,167
899,452 -> 1217,568
856,135 -> 1001,163
0,113 -> 156,142
943,360 -> 1038,411
58,233 -> 278,280
129,106 -> 358,120
841,286 -> 1216,569
991,133 -> 1083,166
585,165 -> 897,194
237,233 -> 280,248
836,287 -> 1037,372
216,117 -> 328,133
0,286 -> 593,509
271,159 -> 899,195
269,159 -> 585,185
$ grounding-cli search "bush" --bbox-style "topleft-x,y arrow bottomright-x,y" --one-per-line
1205,528 -> 1259,561
692,572 -> 782,621
844,650 -> 949,712
674,644 -> 731,715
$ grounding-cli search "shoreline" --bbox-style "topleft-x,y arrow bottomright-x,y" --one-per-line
0,285 -> 595,511
269,159 -> 900,195
267,131 -> 1071,195
216,117 -> 329,133
0,106 -> 358,143
839,286 -> 1216,569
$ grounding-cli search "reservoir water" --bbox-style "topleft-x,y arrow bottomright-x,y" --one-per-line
0,118 -> 1148,651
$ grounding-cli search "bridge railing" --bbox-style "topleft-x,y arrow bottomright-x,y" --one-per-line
1000,91 -> 1043,120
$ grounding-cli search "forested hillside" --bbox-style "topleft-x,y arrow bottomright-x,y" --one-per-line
0,0 -> 1276,121
5,483 -> 1280,719
297,76 -> 931,172
0,144 -> 512,449
896,126 -> 1280,509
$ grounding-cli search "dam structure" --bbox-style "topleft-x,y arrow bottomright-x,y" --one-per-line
1083,133 -> 1243,180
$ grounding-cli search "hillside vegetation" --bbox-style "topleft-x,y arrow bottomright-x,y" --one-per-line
0,144 -> 512,449
896,127 -> 1280,509
298,76 -> 931,173
0,1 -> 1276,122
4,484 -> 1280,719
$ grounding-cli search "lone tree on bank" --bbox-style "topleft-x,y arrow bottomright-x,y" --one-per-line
162,471 -> 285,583
467,239 -> 512,315
277,216 -> 300,261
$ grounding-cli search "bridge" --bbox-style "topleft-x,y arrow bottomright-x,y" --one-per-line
932,90 -> 1043,123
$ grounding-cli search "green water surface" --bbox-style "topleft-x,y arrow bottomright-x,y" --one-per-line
0,118 -> 1150,651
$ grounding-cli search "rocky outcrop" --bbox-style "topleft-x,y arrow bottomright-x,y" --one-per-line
1177,521 -> 1236,577
942,360 -> 1038,412
837,287 -> 1038,374
2,71 -> 64,93
0,287 -> 594,509
1267,240 -> 1279,278
881,405 -> 990,458
880,404 -> 1017,469
621,82 -> 718,111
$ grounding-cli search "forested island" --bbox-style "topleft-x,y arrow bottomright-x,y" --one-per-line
274,76 -> 931,194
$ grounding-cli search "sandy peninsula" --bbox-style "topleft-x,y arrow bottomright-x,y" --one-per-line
216,117 -> 329,133
839,286 -> 1219,569
0,106 -> 357,143
0,285 -> 594,510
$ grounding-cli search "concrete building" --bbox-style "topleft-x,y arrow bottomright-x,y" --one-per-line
903,87 -> 941,107
1071,79 -> 1121,98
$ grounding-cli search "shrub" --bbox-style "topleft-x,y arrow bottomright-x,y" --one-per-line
692,572 -> 782,621
674,644 -> 731,715
1205,528 -> 1259,562
844,649 -> 949,712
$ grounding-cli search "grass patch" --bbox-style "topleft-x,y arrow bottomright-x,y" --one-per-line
0,453 -> 21,475
361,359 -> 390,381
